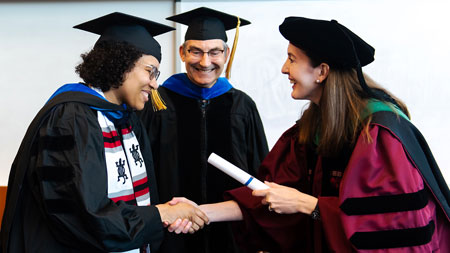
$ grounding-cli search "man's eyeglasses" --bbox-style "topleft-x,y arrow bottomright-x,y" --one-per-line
145,65 -> 160,81
187,49 -> 225,59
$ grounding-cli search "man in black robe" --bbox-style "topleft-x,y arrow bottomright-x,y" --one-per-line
138,7 -> 269,253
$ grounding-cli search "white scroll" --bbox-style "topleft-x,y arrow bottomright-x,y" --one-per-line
208,153 -> 269,190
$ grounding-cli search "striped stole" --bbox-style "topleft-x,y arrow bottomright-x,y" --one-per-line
98,111 -> 151,206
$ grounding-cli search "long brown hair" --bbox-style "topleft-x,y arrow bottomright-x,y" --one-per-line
297,68 -> 409,157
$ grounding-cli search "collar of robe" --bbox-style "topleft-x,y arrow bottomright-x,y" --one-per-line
47,83 -> 130,125
161,73 -> 233,100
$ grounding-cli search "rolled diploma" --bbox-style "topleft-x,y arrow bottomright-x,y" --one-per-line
208,153 -> 269,190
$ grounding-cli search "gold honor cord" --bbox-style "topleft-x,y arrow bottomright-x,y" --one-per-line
150,89 -> 167,111
225,16 -> 241,79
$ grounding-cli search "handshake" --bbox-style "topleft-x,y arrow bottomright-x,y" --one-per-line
156,197 -> 209,234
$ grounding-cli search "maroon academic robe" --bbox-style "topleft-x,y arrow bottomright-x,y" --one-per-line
226,111 -> 450,252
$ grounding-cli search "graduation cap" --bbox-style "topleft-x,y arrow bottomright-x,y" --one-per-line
167,7 -> 250,41
74,12 -> 174,111
74,12 -> 175,63
279,16 -> 374,69
279,16 -> 383,102
167,7 -> 251,79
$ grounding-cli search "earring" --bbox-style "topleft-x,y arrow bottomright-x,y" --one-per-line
316,79 -> 320,83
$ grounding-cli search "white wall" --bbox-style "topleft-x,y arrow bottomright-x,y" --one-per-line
1,0 -> 449,186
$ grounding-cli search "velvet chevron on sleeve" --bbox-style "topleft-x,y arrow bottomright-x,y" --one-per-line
226,111 -> 450,253
1,90 -> 164,253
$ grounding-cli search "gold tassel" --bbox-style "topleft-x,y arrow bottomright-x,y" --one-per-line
150,89 -> 167,111
225,16 -> 241,80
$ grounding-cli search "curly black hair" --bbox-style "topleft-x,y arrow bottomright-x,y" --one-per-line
75,41 -> 143,92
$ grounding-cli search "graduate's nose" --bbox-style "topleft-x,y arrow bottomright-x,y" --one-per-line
149,78 -> 158,89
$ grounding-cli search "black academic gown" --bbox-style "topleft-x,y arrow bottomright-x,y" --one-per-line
0,90 -> 164,252
138,85 -> 269,253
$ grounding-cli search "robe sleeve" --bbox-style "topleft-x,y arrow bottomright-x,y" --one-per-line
320,124 -> 443,252
225,125 -> 312,253
31,103 -> 164,252
227,123 -> 449,252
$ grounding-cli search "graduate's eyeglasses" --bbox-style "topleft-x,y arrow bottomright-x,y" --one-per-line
187,49 -> 224,59
145,65 -> 160,81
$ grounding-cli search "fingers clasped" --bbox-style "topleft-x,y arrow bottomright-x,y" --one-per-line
158,198 -> 209,234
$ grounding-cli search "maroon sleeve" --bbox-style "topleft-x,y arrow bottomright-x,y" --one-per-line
320,124 -> 446,252
318,196 -> 353,251
225,125 -> 313,252
227,124 -> 449,252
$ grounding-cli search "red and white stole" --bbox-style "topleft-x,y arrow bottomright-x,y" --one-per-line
98,111 -> 151,207
92,88 -> 151,253
90,87 -> 151,206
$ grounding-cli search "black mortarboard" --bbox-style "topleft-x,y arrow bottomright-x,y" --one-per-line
279,16 -> 375,69
167,7 -> 250,79
279,16 -> 391,104
74,12 -> 175,62
166,7 -> 250,42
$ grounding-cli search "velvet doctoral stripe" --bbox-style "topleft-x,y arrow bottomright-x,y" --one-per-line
371,111 -> 450,220
1,90 -> 130,251
340,188 -> 428,215
350,220 -> 435,249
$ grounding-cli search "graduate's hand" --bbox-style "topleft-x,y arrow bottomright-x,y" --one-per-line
166,197 -> 209,232
156,201 -> 209,233
252,181 -> 317,215
168,197 -> 199,207
167,197 -> 210,231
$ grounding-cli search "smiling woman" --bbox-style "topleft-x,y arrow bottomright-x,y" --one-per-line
0,12 -> 211,253
173,15 -> 450,253
92,53 -> 160,111
282,44 -> 326,104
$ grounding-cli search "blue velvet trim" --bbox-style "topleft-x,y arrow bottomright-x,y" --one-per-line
47,83 -> 128,123
162,73 -> 232,100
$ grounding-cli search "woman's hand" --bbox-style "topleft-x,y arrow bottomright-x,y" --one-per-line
168,198 -> 243,223
252,181 -> 318,215
163,218 -> 193,234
